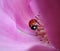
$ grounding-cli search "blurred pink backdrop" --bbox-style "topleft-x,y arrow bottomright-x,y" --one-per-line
0,0 -> 60,51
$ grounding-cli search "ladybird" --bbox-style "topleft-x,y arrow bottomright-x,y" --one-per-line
29,19 -> 37,30
29,16 -> 50,44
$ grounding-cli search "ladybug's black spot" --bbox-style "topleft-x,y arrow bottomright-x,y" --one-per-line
31,25 -> 37,30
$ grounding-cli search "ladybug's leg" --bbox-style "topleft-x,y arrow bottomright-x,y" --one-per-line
35,15 -> 44,26
34,16 -> 50,44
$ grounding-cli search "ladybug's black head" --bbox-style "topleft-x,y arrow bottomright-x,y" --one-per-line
30,25 -> 37,30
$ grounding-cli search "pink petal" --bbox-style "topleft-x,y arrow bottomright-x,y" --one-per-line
0,8 -> 37,51
0,8 -> 57,51
0,0 -> 36,35
0,0 -> 58,51
0,8 -> 40,43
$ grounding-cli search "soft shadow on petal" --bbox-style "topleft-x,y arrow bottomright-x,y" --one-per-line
28,45 -> 57,51
0,8 -> 23,41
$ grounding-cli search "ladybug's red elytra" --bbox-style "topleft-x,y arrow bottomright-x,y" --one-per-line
29,19 -> 37,27
29,19 -> 38,30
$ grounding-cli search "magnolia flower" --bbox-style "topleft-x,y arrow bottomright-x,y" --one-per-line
0,0 -> 60,51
